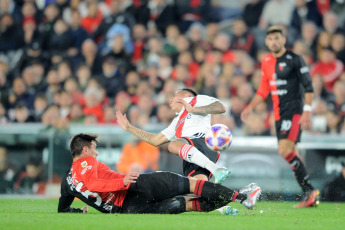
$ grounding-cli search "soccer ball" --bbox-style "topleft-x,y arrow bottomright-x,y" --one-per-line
205,124 -> 232,151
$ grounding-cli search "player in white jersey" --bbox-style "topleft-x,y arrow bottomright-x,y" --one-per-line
116,88 -> 231,184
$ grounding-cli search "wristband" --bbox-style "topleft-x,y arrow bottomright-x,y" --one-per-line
303,104 -> 312,112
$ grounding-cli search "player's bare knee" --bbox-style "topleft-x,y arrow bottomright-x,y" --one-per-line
167,142 -> 179,155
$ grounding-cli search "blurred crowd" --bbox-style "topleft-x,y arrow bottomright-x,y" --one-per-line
0,0 -> 345,136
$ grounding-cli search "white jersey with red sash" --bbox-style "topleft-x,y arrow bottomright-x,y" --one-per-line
161,95 -> 220,141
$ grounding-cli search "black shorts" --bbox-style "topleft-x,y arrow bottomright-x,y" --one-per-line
120,172 -> 190,214
275,113 -> 302,143
182,136 -> 220,179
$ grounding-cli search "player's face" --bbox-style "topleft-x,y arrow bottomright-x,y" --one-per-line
265,32 -> 286,53
83,141 -> 98,158
169,91 -> 185,113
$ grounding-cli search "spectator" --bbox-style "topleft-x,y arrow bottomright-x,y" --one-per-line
81,0 -> 103,35
322,162 -> 345,202
114,91 -> 132,114
41,3 -> 60,50
311,99 -> 328,134
259,0 -> 294,29
132,24 -> 148,65
242,0 -> 266,28
163,24 -> 180,56
105,34 -> 132,69
175,0 -> 211,32
57,90 -> 73,119
0,13 -> 24,52
156,103 -> 175,124
92,0 -> 135,42
83,88 -> 104,122
45,68 -> 61,105
315,30 -> 332,61
63,77 -> 83,104
331,33 -> 345,64
310,47 -> 344,91
8,77 -> 35,110
230,96 -> 245,128
14,156 -> 44,194
322,11 -> 344,35
187,22 -> 210,52
290,0 -> 322,33
13,103 -> 34,123
144,63 -> 164,94
242,113 -> 270,136
326,109 -> 342,134
69,103 -> 85,123
116,139 -> 160,174
0,64 -> 11,108
124,0 -> 150,26
68,10 -> 89,62
96,55 -> 126,98
230,19 -> 257,58
300,21 -> 318,61
147,0 -> 175,35
158,54 -> 173,80
100,105 -> 117,124
84,114 -> 98,125
22,16 -> 43,51
328,80 -> 345,119
0,147 -> 15,194
47,19 -> 74,64
33,94 -> 48,122
79,39 -> 103,75
0,103 -> 8,124
76,64 -> 91,92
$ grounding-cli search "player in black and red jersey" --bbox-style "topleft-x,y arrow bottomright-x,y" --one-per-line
58,133 -> 261,214
241,25 -> 319,208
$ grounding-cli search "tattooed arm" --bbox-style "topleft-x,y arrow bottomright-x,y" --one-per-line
115,111 -> 169,146
178,99 -> 226,115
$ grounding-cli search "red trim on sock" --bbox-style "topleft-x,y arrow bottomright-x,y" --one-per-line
187,170 -> 196,177
232,191 -> 238,202
192,199 -> 201,211
196,199 -> 201,211
284,151 -> 296,163
194,180 -> 201,195
196,180 -> 205,196
179,144 -> 193,160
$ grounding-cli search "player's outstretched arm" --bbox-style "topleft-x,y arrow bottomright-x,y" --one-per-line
178,99 -> 225,115
116,111 -> 169,147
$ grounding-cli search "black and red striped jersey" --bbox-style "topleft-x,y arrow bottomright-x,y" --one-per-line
58,156 -> 129,213
257,50 -> 313,121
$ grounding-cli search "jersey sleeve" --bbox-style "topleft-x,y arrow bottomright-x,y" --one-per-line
193,95 -> 220,107
58,175 -> 83,213
295,55 -> 313,93
161,116 -> 178,141
79,157 -> 129,192
256,63 -> 271,99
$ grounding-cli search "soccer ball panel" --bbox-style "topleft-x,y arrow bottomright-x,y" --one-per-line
205,124 -> 232,151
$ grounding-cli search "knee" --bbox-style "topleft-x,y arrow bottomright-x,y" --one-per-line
278,145 -> 294,157
168,142 -> 178,154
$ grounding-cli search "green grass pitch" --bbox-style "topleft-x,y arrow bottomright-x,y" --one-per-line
0,199 -> 344,230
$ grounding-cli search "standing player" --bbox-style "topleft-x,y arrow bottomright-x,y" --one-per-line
241,26 -> 319,208
58,133 -> 261,214
116,89 -> 231,184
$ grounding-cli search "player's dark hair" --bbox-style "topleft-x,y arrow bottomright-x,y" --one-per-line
179,88 -> 198,96
70,133 -> 98,158
266,26 -> 284,36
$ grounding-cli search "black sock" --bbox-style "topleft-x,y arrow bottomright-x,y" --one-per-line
192,180 -> 246,212
285,151 -> 314,193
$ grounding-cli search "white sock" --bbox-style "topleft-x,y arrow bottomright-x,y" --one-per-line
216,207 -> 225,214
179,145 -> 220,174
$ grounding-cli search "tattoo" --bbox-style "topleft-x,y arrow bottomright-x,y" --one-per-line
193,101 -> 225,115
131,127 -> 154,144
